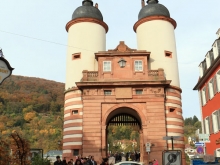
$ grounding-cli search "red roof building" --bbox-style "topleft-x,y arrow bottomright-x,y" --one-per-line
193,28 -> 220,157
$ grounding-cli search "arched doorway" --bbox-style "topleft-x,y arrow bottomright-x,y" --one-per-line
104,107 -> 144,162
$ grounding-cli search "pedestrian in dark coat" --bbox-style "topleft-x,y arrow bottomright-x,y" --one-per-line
54,156 -> 64,165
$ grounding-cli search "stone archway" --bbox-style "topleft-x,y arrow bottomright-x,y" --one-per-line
101,105 -> 144,162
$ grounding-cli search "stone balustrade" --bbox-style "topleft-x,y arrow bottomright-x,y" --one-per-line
82,68 -> 165,81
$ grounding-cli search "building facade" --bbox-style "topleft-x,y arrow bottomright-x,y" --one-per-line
193,28 -> 220,157
63,0 -> 185,164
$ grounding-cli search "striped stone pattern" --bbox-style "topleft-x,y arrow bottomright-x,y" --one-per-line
63,88 -> 83,158
165,87 -> 184,150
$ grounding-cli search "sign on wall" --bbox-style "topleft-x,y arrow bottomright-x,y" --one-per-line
0,57 -> 14,85
162,150 -> 182,165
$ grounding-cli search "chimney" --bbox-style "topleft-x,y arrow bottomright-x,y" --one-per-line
95,3 -> 98,8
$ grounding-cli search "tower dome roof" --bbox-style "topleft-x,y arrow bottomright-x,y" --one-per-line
72,0 -> 103,21
138,0 -> 170,20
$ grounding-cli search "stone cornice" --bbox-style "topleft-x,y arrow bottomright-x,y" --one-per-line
133,15 -> 177,32
76,80 -> 171,88
66,18 -> 108,33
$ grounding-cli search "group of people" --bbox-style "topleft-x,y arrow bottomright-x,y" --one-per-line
54,155 -> 97,165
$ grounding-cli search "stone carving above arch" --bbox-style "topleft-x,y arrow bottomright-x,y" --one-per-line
102,103 -> 147,126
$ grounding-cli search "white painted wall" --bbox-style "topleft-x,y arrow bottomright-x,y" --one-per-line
136,20 -> 180,87
65,22 -> 106,89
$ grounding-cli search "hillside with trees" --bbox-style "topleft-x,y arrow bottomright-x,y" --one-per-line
0,75 -> 64,153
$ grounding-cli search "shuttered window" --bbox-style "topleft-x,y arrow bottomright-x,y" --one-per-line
205,117 -> 210,134
217,71 -> 220,92
205,84 -> 210,101
202,87 -> 206,105
212,111 -> 220,133
218,110 -> 220,131
209,115 -> 214,134
208,79 -> 214,99
213,75 -> 218,94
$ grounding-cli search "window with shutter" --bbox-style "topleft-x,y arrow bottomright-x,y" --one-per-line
212,111 -> 219,133
217,71 -> 220,92
209,115 -> 214,134
218,110 -> 220,130
200,91 -> 203,106
205,117 -> 210,134
213,75 -> 218,94
202,87 -> 206,105
205,84 -> 210,101
203,119 -> 206,134
208,79 -> 214,99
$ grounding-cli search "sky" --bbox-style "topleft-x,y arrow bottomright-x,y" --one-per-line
0,0 -> 220,119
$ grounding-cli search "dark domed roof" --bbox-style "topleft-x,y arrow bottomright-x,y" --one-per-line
138,0 -> 170,20
72,0 -> 103,21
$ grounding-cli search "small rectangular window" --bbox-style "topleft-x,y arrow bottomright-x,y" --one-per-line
73,149 -> 79,156
104,90 -> 112,95
72,53 -> 81,60
134,60 -> 143,71
72,110 -> 78,115
165,51 -> 172,58
135,89 -> 143,95
103,61 -> 111,72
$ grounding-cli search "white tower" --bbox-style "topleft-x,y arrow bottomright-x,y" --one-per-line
63,0 -> 108,159
65,0 -> 108,89
134,0 -> 180,87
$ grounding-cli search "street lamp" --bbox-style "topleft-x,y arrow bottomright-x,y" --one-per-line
108,143 -> 109,156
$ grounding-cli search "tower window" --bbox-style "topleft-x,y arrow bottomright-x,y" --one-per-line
170,108 -> 175,112
103,61 -> 111,72
165,51 -> 172,58
104,90 -> 112,95
135,89 -> 143,95
72,110 -> 78,115
134,60 -> 143,71
72,53 -> 81,60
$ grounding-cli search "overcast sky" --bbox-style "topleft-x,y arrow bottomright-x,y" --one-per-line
0,0 -> 220,119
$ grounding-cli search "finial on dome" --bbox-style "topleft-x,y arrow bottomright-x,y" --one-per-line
95,3 -> 98,8
141,0 -> 145,8
147,0 -> 159,4
82,0 -> 93,6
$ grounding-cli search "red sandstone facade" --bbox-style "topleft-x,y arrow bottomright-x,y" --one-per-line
194,29 -> 220,157
63,42 -> 185,164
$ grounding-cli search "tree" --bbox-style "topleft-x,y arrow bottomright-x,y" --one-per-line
10,131 -> 31,165
0,139 -> 10,165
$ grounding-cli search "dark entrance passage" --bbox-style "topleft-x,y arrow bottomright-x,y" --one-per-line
106,108 -> 143,163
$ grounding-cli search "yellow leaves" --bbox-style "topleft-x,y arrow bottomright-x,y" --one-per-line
22,105 -> 33,114
49,129 -> 56,134
24,111 -> 36,122
39,129 -> 48,134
